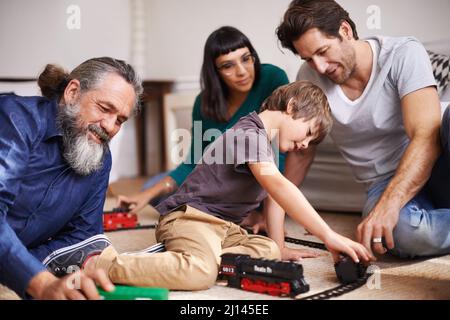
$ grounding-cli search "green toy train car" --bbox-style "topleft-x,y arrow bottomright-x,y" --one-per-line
97,285 -> 169,300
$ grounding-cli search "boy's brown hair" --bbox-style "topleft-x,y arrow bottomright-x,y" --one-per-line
260,80 -> 332,144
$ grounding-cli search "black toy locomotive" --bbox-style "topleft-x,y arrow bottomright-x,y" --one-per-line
334,254 -> 368,284
218,253 -> 310,298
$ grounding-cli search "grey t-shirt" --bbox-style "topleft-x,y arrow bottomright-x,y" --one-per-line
156,112 -> 275,224
297,36 -> 436,187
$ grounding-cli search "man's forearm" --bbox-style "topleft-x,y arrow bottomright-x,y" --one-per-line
0,218 -> 49,296
376,135 -> 441,211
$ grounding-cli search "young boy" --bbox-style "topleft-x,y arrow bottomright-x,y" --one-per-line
86,81 -> 374,290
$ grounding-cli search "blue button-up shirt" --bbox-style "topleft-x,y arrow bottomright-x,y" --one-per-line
0,94 -> 111,297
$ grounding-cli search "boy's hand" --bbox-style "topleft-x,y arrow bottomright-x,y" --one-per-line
281,246 -> 321,261
323,231 -> 376,264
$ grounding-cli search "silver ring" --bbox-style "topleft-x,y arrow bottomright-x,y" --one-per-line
372,237 -> 383,243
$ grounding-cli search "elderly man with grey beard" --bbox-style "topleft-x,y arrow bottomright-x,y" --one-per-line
0,57 -> 142,300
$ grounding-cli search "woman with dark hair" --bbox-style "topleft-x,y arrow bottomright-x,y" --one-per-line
118,26 -> 289,215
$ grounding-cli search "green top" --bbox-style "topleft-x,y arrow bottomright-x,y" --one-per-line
169,64 -> 289,186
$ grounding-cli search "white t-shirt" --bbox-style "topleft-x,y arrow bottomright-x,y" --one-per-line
298,36 -> 437,187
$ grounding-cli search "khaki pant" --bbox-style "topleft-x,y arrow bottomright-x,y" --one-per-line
96,205 -> 281,290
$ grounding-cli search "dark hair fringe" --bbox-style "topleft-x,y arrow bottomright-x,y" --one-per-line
200,26 -> 261,123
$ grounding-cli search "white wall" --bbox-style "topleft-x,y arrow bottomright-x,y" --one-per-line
1,0 -> 450,181
144,0 -> 450,83
3,0 -> 448,80
144,0 -> 299,83
0,0 -> 138,182
340,0 -> 450,41
0,0 -> 131,77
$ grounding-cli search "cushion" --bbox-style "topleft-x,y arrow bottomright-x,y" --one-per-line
428,51 -> 450,97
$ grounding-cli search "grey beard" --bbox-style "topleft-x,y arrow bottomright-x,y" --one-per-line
56,102 -> 109,175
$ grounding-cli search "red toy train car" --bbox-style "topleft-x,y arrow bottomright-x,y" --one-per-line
219,253 -> 310,298
103,207 -> 139,231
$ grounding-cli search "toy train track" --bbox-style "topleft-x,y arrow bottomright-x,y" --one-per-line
284,236 -> 327,251
299,273 -> 370,300
244,228 -> 327,250
104,224 -> 156,232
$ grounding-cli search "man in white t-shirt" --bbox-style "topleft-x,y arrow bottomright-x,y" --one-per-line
272,0 -> 450,258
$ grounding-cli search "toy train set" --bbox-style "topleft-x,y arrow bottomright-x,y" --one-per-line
219,253 -> 368,298
103,208 -> 369,299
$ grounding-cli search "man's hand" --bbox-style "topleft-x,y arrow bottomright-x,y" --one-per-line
281,246 -> 321,261
356,204 -> 399,255
27,269 -> 114,300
